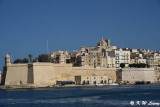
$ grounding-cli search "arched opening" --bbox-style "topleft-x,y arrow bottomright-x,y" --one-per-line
104,80 -> 107,84
83,80 -> 85,84
100,80 -> 103,84
87,80 -> 89,84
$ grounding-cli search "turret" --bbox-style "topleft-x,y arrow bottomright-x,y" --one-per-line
5,54 -> 10,66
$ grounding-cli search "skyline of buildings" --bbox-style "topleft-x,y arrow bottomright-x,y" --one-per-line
50,37 -> 160,70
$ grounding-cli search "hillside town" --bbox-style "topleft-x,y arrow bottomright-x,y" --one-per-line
0,37 -> 160,88
52,37 -> 160,70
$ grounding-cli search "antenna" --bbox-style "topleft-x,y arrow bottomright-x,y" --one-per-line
47,40 -> 49,54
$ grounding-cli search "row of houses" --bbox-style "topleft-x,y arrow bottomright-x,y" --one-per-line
51,37 -> 160,70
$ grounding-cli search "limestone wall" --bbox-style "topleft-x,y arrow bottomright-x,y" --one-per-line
122,68 -> 155,83
4,64 -> 28,85
3,63 -> 118,85
52,64 -> 117,84
33,63 -> 55,84
53,64 -> 73,82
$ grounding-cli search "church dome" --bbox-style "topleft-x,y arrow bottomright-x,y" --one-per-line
97,36 -> 107,46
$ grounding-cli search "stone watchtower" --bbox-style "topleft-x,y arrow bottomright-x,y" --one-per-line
5,54 -> 11,66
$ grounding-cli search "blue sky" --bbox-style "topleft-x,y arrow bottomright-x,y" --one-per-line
0,0 -> 160,71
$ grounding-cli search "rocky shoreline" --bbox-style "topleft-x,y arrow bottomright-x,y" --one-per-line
0,84 -> 59,90
0,84 -> 95,90
0,84 -> 114,90
1,83 -> 158,90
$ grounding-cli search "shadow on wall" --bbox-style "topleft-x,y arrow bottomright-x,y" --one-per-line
27,64 -> 34,84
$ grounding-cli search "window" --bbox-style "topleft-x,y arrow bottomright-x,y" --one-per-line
116,53 -> 119,56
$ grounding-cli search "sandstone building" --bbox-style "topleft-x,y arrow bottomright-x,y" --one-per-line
50,37 -> 160,70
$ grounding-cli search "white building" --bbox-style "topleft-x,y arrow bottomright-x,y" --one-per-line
108,49 -> 130,68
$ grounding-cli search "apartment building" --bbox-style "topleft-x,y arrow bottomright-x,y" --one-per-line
130,53 -> 146,64
108,49 -> 130,68
77,37 -> 117,68
145,53 -> 159,70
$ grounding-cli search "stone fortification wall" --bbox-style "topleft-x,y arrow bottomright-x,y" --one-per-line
50,64 -> 117,84
4,64 -> 28,85
53,64 -> 73,83
3,63 -> 117,85
33,63 -> 55,84
3,63 -> 156,85
33,63 -> 117,85
122,68 -> 155,83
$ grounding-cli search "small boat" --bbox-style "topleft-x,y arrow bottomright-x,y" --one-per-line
108,83 -> 119,86
95,84 -> 104,86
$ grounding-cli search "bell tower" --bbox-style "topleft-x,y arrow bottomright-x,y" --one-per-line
5,53 -> 10,66
105,39 -> 110,47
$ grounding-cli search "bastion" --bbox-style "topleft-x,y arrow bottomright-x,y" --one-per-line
1,62 -> 117,85
121,68 -> 156,84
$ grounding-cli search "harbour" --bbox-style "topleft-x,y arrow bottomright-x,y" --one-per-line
0,84 -> 160,107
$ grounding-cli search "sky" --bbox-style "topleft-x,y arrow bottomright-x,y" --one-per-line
0,0 -> 160,71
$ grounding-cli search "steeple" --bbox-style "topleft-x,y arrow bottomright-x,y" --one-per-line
101,36 -> 103,41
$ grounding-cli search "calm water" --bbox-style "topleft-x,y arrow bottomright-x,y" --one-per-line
0,85 -> 160,107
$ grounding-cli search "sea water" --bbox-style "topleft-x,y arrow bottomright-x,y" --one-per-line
0,85 -> 160,107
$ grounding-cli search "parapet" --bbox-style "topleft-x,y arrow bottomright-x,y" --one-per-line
122,68 -> 155,71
